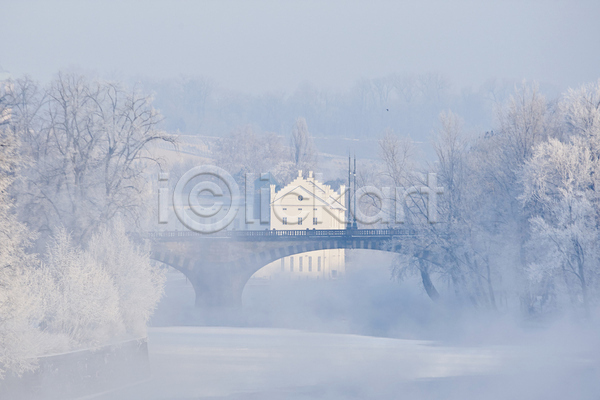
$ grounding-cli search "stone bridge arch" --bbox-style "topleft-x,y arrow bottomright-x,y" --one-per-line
149,230 -> 415,308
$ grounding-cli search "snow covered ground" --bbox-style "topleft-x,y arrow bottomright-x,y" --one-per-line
92,325 -> 599,400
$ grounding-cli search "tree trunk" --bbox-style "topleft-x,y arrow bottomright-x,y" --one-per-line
485,260 -> 497,310
575,248 -> 590,318
418,260 -> 440,302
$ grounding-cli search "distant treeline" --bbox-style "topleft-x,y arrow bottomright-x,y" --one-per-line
141,74 -> 549,152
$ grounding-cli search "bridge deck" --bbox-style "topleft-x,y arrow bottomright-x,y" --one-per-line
147,228 -> 421,241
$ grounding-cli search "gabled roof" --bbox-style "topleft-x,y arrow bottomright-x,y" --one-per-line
271,174 -> 346,211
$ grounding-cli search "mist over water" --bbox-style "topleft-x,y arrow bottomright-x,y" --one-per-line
137,251 -> 600,400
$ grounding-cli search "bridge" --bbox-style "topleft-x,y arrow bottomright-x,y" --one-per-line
148,228 -> 424,308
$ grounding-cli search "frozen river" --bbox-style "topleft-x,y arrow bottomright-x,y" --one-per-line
93,325 -> 599,400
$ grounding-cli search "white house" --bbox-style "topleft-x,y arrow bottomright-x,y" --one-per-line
253,170 -> 347,280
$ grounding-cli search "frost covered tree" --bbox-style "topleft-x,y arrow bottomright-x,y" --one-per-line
393,111 -> 500,307
0,75 -> 171,379
7,73 -> 175,245
215,125 -> 285,182
0,88 -> 41,378
521,80 -> 600,316
386,112 -> 479,304
290,117 -> 318,174
387,84 -> 557,310
378,128 -> 415,188
562,79 -> 600,155
472,82 -> 556,312
87,221 -> 165,337
427,111 -> 483,304
38,229 -> 124,347
522,140 -> 598,316
7,223 -> 166,357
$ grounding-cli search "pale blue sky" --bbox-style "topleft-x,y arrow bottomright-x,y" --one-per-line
2,0 -> 599,93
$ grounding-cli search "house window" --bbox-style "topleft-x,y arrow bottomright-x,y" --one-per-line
283,217 -> 287,225
290,257 -> 294,272
313,217 -> 317,225
299,257 -> 303,272
298,217 -> 302,225
281,258 -> 285,272
308,257 -> 312,272
318,257 -> 321,272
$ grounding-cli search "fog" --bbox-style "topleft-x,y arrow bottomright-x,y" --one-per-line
3,1 -> 600,94
130,251 -> 600,399
2,1 -> 600,399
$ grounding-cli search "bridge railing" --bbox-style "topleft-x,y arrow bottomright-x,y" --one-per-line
145,228 -> 420,239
